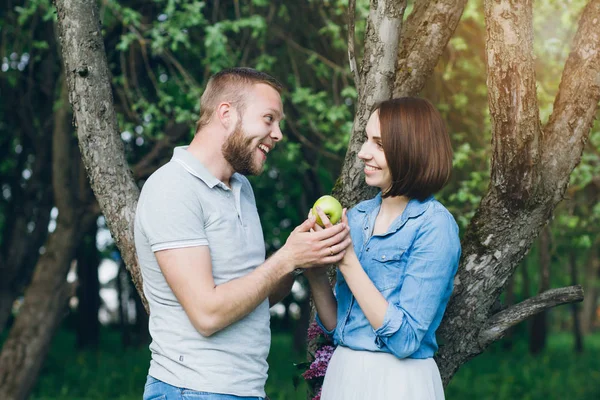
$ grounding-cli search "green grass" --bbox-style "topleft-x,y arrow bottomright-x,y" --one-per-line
28,328 -> 600,400
31,328 -> 309,400
446,333 -> 600,400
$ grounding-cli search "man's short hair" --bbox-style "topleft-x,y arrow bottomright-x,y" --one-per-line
195,67 -> 284,132
375,97 -> 453,201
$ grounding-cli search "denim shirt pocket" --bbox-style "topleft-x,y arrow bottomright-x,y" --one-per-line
368,248 -> 407,292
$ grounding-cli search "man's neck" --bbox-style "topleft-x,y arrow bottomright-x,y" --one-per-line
187,130 -> 234,186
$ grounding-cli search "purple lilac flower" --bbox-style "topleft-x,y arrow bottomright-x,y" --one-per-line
311,387 -> 322,400
302,345 -> 335,380
307,321 -> 325,341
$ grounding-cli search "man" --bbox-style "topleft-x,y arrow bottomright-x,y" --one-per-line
134,67 -> 351,400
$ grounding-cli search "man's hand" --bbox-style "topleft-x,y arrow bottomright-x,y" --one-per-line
277,211 -> 351,270
304,207 -> 352,280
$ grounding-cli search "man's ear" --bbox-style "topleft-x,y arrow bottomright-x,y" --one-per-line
216,102 -> 236,129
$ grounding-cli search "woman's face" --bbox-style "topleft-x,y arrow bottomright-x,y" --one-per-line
358,111 -> 392,191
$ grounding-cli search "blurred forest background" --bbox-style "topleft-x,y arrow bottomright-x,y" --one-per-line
1,0 -> 599,399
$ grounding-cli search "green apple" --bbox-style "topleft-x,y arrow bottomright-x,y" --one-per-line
311,195 -> 343,227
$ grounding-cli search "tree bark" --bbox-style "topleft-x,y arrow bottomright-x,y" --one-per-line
0,76 -> 81,400
436,0 -> 599,383
54,0 -> 147,311
393,0 -> 468,97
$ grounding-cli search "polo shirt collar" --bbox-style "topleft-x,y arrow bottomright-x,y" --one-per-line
172,146 -> 242,190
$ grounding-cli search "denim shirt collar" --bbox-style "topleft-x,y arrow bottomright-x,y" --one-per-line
355,192 -> 433,236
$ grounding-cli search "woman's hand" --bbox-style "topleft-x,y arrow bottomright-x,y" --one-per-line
304,207 -> 350,280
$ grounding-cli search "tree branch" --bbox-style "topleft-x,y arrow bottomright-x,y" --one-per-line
347,0 -> 360,90
393,0 -> 467,97
271,27 -> 351,77
542,0 -> 600,204
436,0 -> 600,385
485,0 -> 541,205
479,286 -> 584,347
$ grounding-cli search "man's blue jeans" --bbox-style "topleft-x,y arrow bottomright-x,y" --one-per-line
143,376 -> 265,400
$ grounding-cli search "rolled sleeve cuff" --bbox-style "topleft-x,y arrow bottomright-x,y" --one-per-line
373,303 -> 404,347
315,314 -> 335,336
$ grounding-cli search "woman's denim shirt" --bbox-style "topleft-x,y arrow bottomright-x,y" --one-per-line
317,193 -> 461,359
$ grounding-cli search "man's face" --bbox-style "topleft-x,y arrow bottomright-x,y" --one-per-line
222,83 -> 284,176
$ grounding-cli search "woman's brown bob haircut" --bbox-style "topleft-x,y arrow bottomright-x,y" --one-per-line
196,67 -> 284,132
375,97 -> 453,201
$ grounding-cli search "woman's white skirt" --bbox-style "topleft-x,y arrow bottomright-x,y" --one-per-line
320,346 -> 445,400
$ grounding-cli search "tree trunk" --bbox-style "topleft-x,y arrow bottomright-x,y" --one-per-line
0,12 -> 56,335
435,0 -> 598,383
0,173 -> 53,337
569,251 -> 584,353
293,294 -> 312,354
0,129 -> 54,337
334,0 -> 406,206
530,227 -> 551,354
581,241 -> 599,334
76,220 -> 101,350
54,0 -> 147,311
117,260 -> 131,348
393,0 -> 468,97
0,76 -> 81,400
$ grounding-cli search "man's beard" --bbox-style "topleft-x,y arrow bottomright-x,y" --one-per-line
222,120 -> 263,176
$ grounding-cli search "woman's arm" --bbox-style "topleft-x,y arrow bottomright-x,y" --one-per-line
304,208 -> 350,333
305,268 -> 338,332
338,247 -> 389,329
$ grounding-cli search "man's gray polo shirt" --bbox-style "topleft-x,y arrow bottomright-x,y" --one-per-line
134,146 -> 270,397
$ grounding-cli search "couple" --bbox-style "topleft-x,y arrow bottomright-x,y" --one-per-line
135,67 -> 460,400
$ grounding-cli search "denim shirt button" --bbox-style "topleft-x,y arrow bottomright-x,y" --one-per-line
381,255 -> 386,260
364,226 -> 368,230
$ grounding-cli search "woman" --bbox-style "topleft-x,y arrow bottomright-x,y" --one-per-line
307,97 -> 461,399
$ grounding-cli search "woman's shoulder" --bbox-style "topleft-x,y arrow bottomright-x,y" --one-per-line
415,199 -> 460,248
420,198 -> 457,224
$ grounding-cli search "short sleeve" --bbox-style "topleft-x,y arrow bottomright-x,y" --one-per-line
137,176 -> 209,252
